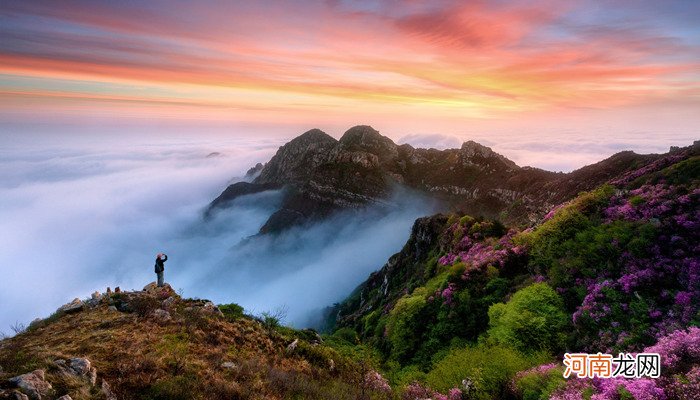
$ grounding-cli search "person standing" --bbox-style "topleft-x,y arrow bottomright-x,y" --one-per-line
155,253 -> 168,287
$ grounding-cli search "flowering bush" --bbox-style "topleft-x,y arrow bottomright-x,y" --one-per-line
364,370 -> 392,394
548,327 -> 700,400
570,183 -> 699,351
402,381 -> 462,400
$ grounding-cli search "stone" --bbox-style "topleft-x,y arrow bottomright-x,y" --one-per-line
106,287 -> 112,295
56,396 -> 72,400
12,392 -> 29,400
8,370 -> 52,400
55,358 -> 97,386
161,296 -> 177,310
152,309 -> 171,322
142,282 -> 158,292
108,306 -> 118,312
286,339 -> 299,354
90,291 -> 101,300
114,287 -> 121,294
58,298 -> 83,314
221,362 -> 237,369
201,301 -> 224,317
67,358 -> 91,376
101,380 -> 117,400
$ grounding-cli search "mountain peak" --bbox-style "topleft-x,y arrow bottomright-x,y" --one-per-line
459,140 -> 519,169
339,125 -> 397,160
288,128 -> 337,146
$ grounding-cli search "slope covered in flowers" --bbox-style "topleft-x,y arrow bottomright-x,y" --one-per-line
330,147 -> 699,399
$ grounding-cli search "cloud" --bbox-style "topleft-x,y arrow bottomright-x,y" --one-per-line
1,0 -> 699,128
397,132 -> 462,149
0,138 -> 277,333
192,188 -> 434,326
0,137 -> 434,333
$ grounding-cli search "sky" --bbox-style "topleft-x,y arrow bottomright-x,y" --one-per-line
0,0 -> 699,168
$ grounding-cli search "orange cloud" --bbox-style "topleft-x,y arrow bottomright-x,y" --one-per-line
0,0 -> 698,129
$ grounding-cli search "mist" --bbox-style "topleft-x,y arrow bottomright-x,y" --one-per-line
0,137 -> 432,333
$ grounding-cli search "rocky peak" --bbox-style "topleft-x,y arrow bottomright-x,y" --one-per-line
289,128 -> 337,148
207,125 -> 688,233
338,125 -> 398,162
459,140 -> 519,170
255,129 -> 337,185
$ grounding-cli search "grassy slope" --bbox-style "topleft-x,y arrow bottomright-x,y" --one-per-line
0,291 -> 381,400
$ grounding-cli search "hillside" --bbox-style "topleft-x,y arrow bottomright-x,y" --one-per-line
325,144 -> 700,398
0,284 -> 389,400
206,125 -> 662,233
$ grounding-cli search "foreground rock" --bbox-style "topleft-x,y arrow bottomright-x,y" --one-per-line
57,299 -> 83,314
7,370 -> 52,400
54,358 -> 96,386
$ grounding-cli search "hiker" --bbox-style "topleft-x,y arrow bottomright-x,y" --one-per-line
155,253 -> 168,287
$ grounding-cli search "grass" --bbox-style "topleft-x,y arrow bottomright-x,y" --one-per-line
0,294 -> 371,400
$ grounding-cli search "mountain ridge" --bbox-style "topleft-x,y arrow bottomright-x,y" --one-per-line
207,125 -> 678,233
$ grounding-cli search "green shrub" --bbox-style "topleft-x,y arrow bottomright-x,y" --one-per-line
426,343 -> 548,399
333,327 -> 359,345
486,283 -> 568,353
218,303 -> 244,321
512,365 -> 566,400
386,294 -> 428,363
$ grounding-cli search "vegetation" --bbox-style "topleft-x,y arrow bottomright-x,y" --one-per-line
327,149 -> 699,399
1,149 -> 698,399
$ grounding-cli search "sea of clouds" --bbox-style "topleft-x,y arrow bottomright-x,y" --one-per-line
0,135 -> 433,334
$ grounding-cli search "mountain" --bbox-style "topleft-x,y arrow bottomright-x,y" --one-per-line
206,125 -> 665,233
323,142 -> 700,398
2,139 -> 698,400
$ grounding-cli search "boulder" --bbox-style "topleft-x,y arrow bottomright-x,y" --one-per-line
286,339 -> 299,354
201,301 -> 224,317
161,296 -> 177,310
8,370 -> 52,400
142,282 -> 158,292
58,298 -> 83,314
221,362 -> 237,369
143,282 -> 175,297
152,309 -> 171,322
54,358 -> 97,386
12,392 -> 29,400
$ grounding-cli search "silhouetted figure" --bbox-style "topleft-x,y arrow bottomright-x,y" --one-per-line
155,253 -> 168,287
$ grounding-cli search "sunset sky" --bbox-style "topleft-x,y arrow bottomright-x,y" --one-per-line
1,0 -> 698,163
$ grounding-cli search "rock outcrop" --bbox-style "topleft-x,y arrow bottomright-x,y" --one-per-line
54,358 -> 96,386
7,370 -> 52,400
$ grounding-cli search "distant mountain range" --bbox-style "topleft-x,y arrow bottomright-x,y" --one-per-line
207,125 -> 682,233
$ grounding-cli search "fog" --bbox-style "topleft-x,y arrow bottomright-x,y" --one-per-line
0,138 -> 432,334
